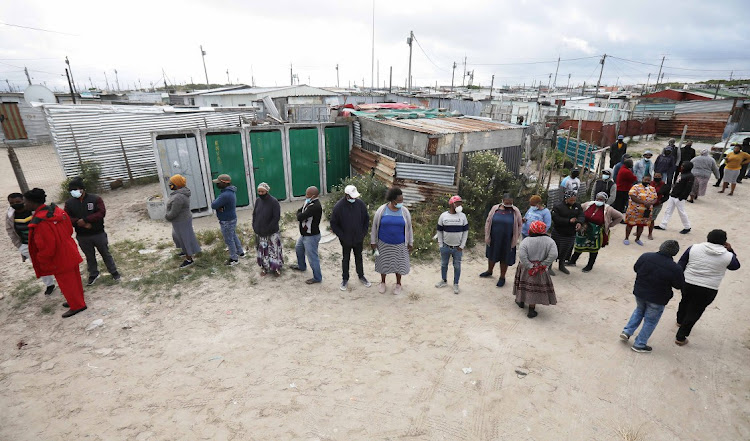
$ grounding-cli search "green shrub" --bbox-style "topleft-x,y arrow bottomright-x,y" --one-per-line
323,175 -> 389,218
58,161 -> 101,202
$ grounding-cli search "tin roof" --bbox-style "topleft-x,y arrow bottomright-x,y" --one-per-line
371,116 -> 518,135
199,85 -> 338,97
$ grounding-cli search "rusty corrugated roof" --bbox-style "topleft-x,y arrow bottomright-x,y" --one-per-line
372,117 -> 517,135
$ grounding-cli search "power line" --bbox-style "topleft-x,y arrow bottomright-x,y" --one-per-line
411,34 -> 449,72
469,55 -> 599,66
609,55 -> 748,72
0,21 -> 79,36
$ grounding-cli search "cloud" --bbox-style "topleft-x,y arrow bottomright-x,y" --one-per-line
561,37 -> 596,55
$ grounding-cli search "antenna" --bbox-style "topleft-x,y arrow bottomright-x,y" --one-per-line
23,84 -> 56,105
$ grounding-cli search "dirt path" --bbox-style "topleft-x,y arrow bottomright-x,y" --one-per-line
1,168 -> 748,440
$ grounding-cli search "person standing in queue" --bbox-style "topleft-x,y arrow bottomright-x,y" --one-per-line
549,190 -> 584,275
513,221 -> 558,318
165,174 -> 202,268
330,185 -> 371,291
24,188 -> 87,318
655,145 -> 678,187
609,135 -> 628,168
589,169 -> 616,205
435,195 -> 469,294
521,195 -> 552,239
480,194 -> 523,287
569,191 -> 623,272
371,187 -> 413,295
718,143 -> 750,196
252,183 -> 283,276
211,174 -> 245,266
6,192 -> 56,295
291,186 -> 323,285
613,158 -> 637,213
647,173 -> 670,240
64,177 -> 120,285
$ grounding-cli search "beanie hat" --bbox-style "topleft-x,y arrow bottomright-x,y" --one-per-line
707,229 -> 727,245
529,220 -> 547,235
659,240 -> 680,257
169,174 -> 187,188
67,177 -> 85,191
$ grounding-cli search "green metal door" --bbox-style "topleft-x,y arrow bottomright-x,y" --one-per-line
324,126 -> 350,191
249,130 -> 287,200
205,132 -> 250,207
289,128 -> 321,197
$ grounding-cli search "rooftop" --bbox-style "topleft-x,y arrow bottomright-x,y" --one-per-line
198,85 -> 338,97
371,116 -> 519,135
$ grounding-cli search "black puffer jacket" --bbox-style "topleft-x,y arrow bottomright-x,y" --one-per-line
550,201 -> 585,236
670,162 -> 695,200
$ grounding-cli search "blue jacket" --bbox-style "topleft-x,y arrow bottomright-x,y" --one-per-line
211,186 -> 238,221
632,251 -> 684,305
521,207 -> 551,236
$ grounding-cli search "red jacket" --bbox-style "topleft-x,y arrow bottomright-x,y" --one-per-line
616,166 -> 638,192
28,204 -> 83,277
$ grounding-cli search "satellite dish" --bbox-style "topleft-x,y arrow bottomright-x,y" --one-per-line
24,85 -> 57,105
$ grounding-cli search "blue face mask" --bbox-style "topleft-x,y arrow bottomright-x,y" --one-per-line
304,198 -> 311,204
70,189 -> 83,198
395,203 -> 403,209
347,198 -> 356,203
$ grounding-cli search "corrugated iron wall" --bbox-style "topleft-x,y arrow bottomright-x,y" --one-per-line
43,105 -> 256,186
396,163 -> 455,186
0,97 -> 52,143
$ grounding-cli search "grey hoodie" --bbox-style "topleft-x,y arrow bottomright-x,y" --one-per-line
165,187 -> 193,223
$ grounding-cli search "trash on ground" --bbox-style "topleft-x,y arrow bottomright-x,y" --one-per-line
85,319 -> 104,331
462,367 -> 472,374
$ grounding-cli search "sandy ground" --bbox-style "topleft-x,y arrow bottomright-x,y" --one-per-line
1,142 -> 749,441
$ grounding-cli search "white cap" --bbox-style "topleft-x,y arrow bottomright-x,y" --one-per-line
344,185 -> 360,198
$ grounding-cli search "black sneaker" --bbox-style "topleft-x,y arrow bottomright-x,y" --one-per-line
87,274 -> 100,286
179,259 -> 194,269
44,285 -> 56,295
359,276 -> 371,287
631,345 -> 653,353
111,272 -> 121,281
290,264 -> 305,272
654,226 -> 665,230
479,271 -> 493,278
62,306 -> 87,318
558,265 -> 570,275
176,252 -> 186,258
239,252 -> 246,258
679,228 -> 691,234
225,259 -> 239,266
527,309 -> 538,318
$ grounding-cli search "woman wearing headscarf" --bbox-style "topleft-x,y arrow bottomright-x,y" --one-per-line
252,182 -> 283,276
165,174 -> 201,269
569,191 -> 624,272
624,174 -> 657,246
521,195 -> 551,239
480,193 -> 523,287
689,149 -> 720,203
513,220 -> 558,318
371,187 -> 413,295
549,190 -> 584,275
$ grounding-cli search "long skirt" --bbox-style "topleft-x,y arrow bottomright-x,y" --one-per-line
550,229 -> 575,262
513,265 -> 557,306
172,219 -> 201,256
375,240 -> 410,275
574,223 -> 606,253
256,233 -> 284,272
691,176 -> 710,197
722,168 -> 741,184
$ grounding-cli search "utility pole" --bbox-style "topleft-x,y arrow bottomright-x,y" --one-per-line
200,45 -> 209,89
65,56 -> 77,94
462,55 -> 467,87
489,74 -> 495,100
24,67 -> 31,85
729,71 -> 733,81
655,55 -> 665,91
594,53 -> 607,99
226,69 -> 230,84
581,81 -> 586,95
65,68 -> 76,104
389,66 -> 392,93
552,56 -> 560,89
138,79 -> 143,90
104,71 -> 110,90
566,73 -> 571,92
407,30 -> 414,93
336,64 -> 340,88
645,73 -> 651,94
713,82 -> 720,99
547,73 -> 552,91
371,0 -> 375,90
5,79 -> 11,92
290,63 -> 294,86
451,62 -> 457,92
114,69 -> 120,91
377,60 -> 379,90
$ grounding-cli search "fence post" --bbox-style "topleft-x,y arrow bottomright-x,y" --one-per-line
70,125 -> 83,172
6,144 -> 29,194
119,136 -> 135,184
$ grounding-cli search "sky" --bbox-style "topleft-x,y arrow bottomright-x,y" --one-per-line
2,0 -> 749,93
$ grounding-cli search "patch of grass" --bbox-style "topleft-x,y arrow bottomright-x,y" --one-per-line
284,237 -> 296,250
131,175 -> 160,185
40,304 -> 54,315
408,292 -> 421,302
11,276 -> 42,309
614,425 -> 646,441
196,228 -> 222,245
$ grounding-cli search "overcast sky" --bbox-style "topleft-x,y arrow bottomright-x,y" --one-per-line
2,0 -> 749,93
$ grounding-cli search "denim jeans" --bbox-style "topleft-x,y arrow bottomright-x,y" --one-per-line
296,234 -> 322,282
219,219 -> 244,260
623,297 -> 666,348
440,245 -> 463,285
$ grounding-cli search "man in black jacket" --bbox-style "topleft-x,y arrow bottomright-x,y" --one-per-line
64,177 -> 119,285
620,240 -> 684,353
549,190 -> 585,275
609,135 -> 627,168
655,162 -> 694,234
330,185 -> 371,291
291,186 -> 323,284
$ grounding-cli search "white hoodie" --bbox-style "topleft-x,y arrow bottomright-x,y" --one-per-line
683,242 -> 738,290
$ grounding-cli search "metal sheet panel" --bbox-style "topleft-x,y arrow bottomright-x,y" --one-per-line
155,135 -> 208,211
396,162 -> 455,186
674,100 -> 741,114
373,116 -> 517,135
43,104 -> 255,188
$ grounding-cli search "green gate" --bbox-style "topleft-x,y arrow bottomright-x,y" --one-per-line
288,128 -> 321,197
249,130 -> 287,200
324,126 -> 350,191
205,132 -> 250,207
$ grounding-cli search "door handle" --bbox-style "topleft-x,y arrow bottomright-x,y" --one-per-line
253,167 -> 259,171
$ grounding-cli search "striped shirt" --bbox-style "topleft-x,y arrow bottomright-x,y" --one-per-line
437,211 -> 469,248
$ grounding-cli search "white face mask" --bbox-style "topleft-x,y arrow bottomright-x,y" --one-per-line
455,206 -> 463,213
70,189 -> 82,198
594,201 -> 605,206
602,174 -> 610,180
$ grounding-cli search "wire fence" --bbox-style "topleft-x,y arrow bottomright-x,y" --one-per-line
1,143 -> 66,199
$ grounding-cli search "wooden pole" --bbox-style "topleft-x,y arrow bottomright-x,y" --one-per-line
6,145 -> 29,194
70,125 -> 83,171
119,136 -> 134,184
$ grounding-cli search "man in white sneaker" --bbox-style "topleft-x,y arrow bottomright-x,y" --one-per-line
435,195 -> 469,294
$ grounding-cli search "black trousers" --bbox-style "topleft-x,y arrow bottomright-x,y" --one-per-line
77,232 -> 117,277
676,282 -> 718,341
738,163 -> 748,182
714,164 -> 726,186
342,241 -> 365,281
613,190 -> 629,213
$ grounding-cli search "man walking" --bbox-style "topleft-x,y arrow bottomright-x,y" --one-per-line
609,135 -> 627,168
621,240 -> 684,353
6,192 -> 56,295
655,144 -> 678,187
329,185 -> 371,291
656,162 -> 694,234
675,230 -> 740,346
435,195 -> 469,294
291,186 -> 323,284
24,188 -> 87,318
211,174 -> 245,266
64,177 -> 119,285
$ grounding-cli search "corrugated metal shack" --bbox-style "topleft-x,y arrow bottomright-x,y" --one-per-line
42,104 -> 256,187
656,99 -> 746,140
0,92 -> 53,144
